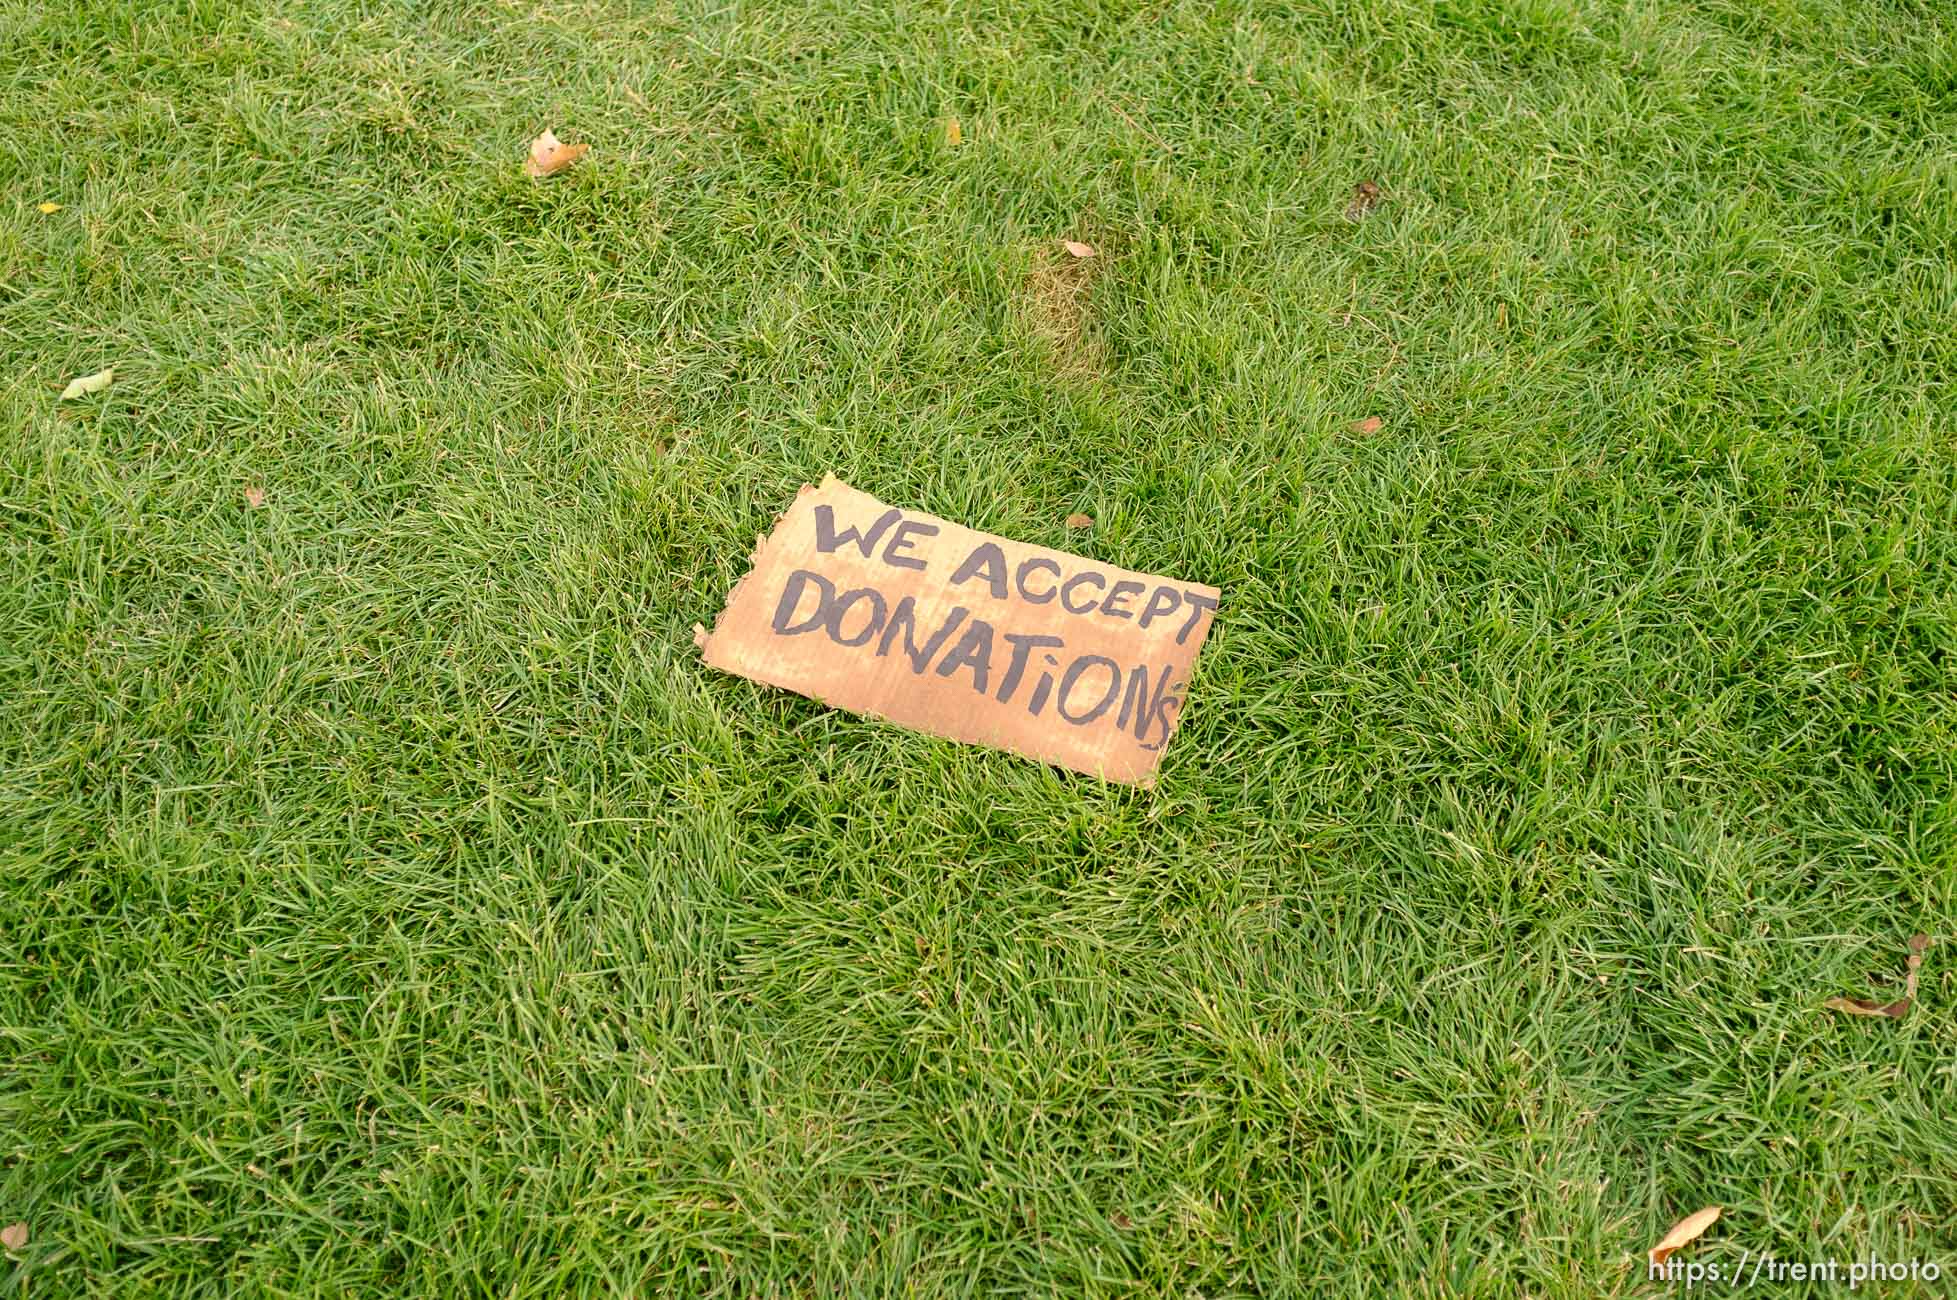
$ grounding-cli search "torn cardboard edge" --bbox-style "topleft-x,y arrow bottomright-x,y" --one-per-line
695,483 -> 821,652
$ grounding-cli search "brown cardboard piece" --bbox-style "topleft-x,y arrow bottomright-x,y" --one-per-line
696,476 -> 1219,786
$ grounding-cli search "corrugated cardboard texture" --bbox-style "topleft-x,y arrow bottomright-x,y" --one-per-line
697,476 -> 1219,786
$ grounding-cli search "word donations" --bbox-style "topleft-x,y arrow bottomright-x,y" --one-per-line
696,476 -> 1219,786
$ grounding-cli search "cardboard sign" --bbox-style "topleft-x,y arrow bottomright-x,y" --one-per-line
695,476 -> 1219,785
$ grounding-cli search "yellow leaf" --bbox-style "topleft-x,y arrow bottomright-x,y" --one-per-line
0,1222 -> 25,1251
524,128 -> 589,178
37,201 -> 60,214
945,117 -> 962,146
1649,1206 -> 1721,1265
59,367 -> 113,400
1061,239 -> 1095,259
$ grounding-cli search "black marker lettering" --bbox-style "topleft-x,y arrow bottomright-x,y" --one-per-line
813,505 -> 902,558
934,619 -> 996,694
1137,585 -> 1182,630
771,570 -> 835,635
1015,557 -> 1060,604
996,632 -> 1066,704
1119,663 -> 1183,748
1056,655 -> 1121,725
1027,661 -> 1058,716
1100,579 -> 1144,620
1059,571 -> 1105,615
827,586 -> 886,647
876,599 -> 969,674
881,519 -> 938,571
1176,590 -> 1219,644
1116,662 -> 1151,734
949,542 -> 1009,600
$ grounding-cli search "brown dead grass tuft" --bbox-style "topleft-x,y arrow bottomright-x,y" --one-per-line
1020,244 -> 1104,381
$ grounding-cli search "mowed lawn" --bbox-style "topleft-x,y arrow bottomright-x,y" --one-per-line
4,0 -> 1956,1293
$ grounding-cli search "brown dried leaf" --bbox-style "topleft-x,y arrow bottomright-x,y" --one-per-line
0,1222 -> 25,1251
1061,239 -> 1095,259
1824,995 -> 1908,1019
244,486 -> 266,509
1350,416 -> 1383,435
1826,933 -> 1931,1020
524,128 -> 589,178
1343,180 -> 1383,222
1065,513 -> 1094,530
1649,1206 -> 1720,1266
945,117 -> 962,146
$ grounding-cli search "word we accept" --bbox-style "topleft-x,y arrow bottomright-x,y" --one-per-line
811,505 -> 1216,645
769,504 -> 1217,750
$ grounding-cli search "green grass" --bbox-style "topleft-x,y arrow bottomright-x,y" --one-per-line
3,0 -> 1956,1293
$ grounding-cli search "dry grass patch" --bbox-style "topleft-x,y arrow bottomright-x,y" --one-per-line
1019,240 -> 1106,381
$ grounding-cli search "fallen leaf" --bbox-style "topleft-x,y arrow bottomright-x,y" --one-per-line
524,128 -> 589,178
1349,416 -> 1383,435
945,117 -> 962,146
1343,180 -> 1383,223
37,201 -> 60,214
0,1222 -> 24,1250
244,487 -> 266,509
1824,995 -> 1908,1019
1649,1206 -> 1720,1266
1825,933 -> 1930,1020
247,1163 -> 266,1177
59,367 -> 113,400
1061,239 -> 1095,259
1065,513 -> 1094,529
